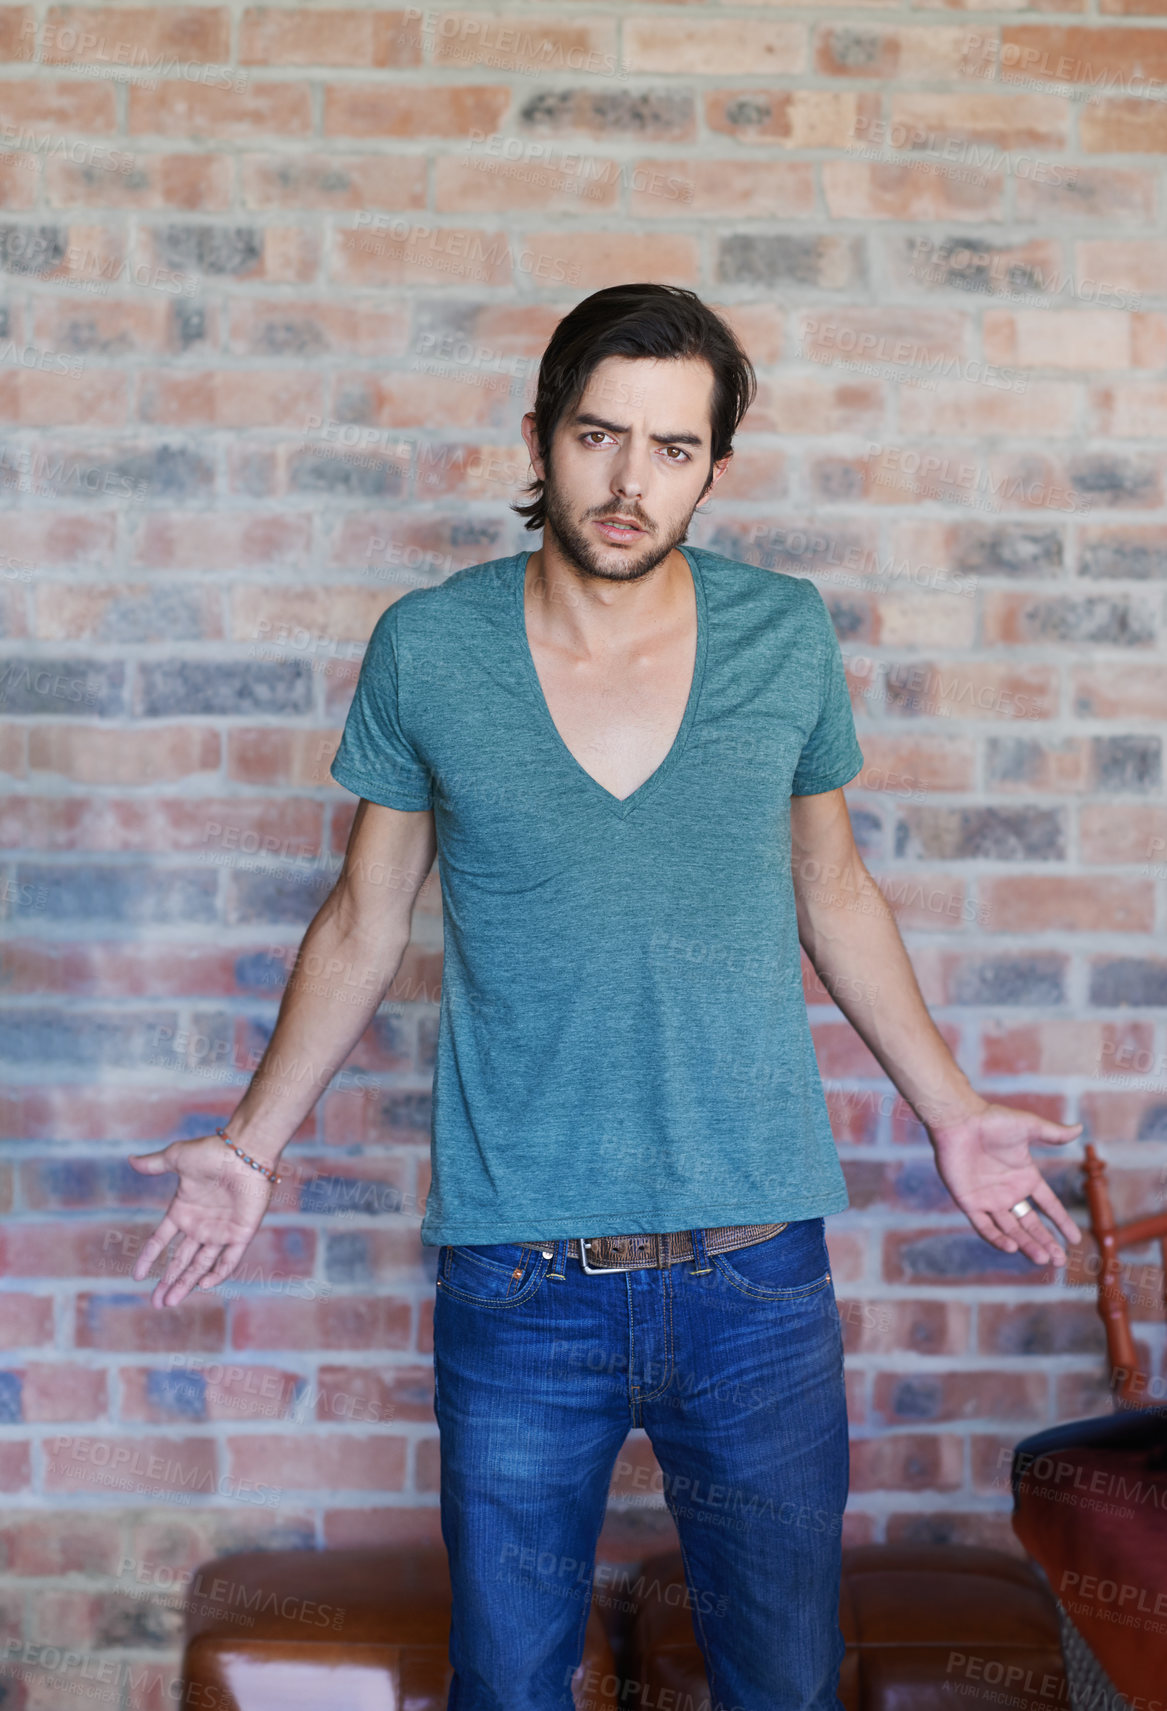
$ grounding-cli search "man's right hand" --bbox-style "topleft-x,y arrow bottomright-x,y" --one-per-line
127,1134 -> 277,1309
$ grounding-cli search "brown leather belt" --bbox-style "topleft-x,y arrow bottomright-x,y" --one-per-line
520,1223 -> 788,1274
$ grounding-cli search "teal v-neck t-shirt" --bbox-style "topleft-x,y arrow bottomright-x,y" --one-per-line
330,544 -> 865,1246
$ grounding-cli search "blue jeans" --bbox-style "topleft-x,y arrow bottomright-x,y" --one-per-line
433,1218 -> 849,1711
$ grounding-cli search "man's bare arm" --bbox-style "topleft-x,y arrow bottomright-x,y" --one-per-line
224,797 -> 437,1167
790,787 -> 1082,1266
128,799 -> 437,1306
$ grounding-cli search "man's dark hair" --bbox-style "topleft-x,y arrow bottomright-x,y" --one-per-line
511,282 -> 757,533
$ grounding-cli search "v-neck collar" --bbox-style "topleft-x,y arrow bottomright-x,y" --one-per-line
514,543 -> 709,821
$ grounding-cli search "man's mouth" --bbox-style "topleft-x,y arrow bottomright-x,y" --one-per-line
594,517 -> 646,540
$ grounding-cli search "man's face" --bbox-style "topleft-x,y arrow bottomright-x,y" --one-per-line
524,354 -> 731,583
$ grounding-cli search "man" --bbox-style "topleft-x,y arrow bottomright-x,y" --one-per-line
129,283 -> 1083,1711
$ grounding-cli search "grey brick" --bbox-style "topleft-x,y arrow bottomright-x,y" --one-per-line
1088,958 -> 1167,1007
949,524 -> 1064,578
154,224 -> 263,276
714,523 -> 871,580
1008,597 -> 1155,646
1091,735 -> 1160,791
137,659 -> 314,716
15,864 -> 218,924
0,224 -> 68,277
172,301 -> 209,351
226,868 -> 335,925
1135,1103 -> 1167,1141
287,451 -> 407,499
986,1306 -> 1104,1357
895,807 -> 1065,860
1080,532 -> 1167,580
76,586 -> 216,644
911,237 -> 1051,297
0,1009 -> 180,1067
717,233 -> 863,290
518,87 -> 694,139
949,954 -> 1065,1005
1067,455 -> 1158,510
889,1376 -> 942,1420
898,1232 -> 1033,1279
300,1174 -> 406,1216
0,657 -> 124,716
34,444 -> 214,504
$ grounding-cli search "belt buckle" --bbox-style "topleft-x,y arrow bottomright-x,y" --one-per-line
578,1236 -> 645,1274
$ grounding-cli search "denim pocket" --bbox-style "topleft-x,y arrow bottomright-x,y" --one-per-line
437,1242 -> 549,1308
709,1219 -> 833,1302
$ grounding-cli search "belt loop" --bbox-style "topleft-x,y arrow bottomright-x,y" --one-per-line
547,1239 -> 568,1280
688,1226 -> 712,1275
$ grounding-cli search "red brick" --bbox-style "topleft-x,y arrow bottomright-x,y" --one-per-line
1000,24 -> 1167,86
0,6 -> 34,59
1081,98 -> 1167,151
985,310 -> 1131,370
980,1019 -> 1152,1077
0,794 -> 323,855
1080,801 -> 1167,863
1016,165 -> 1153,222
28,724 -> 220,784
316,1363 -> 433,1424
119,1360 -> 302,1422
228,297 -> 409,357
871,1369 -> 1047,1425
0,943 -> 239,997
129,80 -> 311,136
899,382 -> 1080,437
0,151 -> 38,207
748,377 -> 885,436
323,1503 -> 443,1550
822,159 -> 1003,219
624,18 -> 803,75
0,1442 -> 31,1491
240,152 -> 426,211
0,1512 -> 119,1574
331,222 -> 514,289
849,1433 -> 964,1492
1073,662 -> 1167,719
228,1431 -> 406,1490
981,875 -> 1154,933
1080,1089 -> 1167,1143
44,1431 -> 217,1496
17,1364 -> 108,1421
240,6 -> 421,66
42,5 -> 229,63
137,370 -> 324,428
706,88 -> 877,149
32,296 -> 195,354
0,513 -> 114,566
227,728 -> 342,789
75,1294 -> 225,1352
0,369 -> 128,427
46,150 -> 232,210
853,734 -> 976,793
0,77 -> 115,127
840,1299 -> 971,1357
230,585 -> 394,644
886,91 -> 1068,148
0,1293 -> 54,1346
433,150 -> 622,215
1092,381 -> 1167,436
324,82 -> 509,138
231,1296 -> 411,1352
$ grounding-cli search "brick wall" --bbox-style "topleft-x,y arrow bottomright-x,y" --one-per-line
2,0 -> 1167,1695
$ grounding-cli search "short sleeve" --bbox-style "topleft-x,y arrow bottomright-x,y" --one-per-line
330,599 -> 433,810
790,581 -> 865,796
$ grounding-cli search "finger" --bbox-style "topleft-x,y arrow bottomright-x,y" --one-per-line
161,1245 -> 221,1308
153,1234 -> 201,1308
1028,1176 -> 1082,1247
1031,1119 -> 1084,1147
989,1206 -> 1063,1268
133,1214 -> 179,1281
126,1147 -> 175,1172
965,1207 -> 1018,1254
198,1241 -> 249,1290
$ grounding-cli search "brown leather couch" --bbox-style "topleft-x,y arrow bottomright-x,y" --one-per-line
181,1544 -> 620,1710
627,1544 -> 1067,1711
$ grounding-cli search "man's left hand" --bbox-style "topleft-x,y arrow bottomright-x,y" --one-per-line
927,1101 -> 1084,1267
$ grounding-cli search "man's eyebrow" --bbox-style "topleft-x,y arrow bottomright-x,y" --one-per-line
571,412 -> 705,448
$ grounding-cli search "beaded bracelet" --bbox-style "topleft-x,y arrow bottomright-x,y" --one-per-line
215,1127 -> 281,1185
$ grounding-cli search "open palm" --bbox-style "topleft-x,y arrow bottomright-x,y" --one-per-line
127,1134 -> 276,1308
928,1101 -> 1083,1267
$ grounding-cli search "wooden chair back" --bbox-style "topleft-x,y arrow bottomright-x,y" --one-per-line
1082,1142 -> 1167,1408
